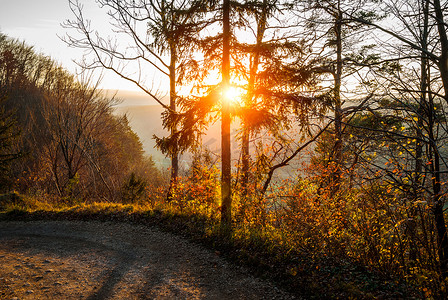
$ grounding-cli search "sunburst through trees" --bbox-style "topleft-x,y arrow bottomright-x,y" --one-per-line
3,0 -> 448,297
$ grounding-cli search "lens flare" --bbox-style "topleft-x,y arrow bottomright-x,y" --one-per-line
223,86 -> 244,106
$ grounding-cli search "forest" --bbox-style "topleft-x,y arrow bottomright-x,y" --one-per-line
1,0 -> 448,298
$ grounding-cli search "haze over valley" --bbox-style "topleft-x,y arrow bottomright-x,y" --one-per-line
112,90 -> 238,169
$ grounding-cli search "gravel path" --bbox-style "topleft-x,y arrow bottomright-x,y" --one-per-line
0,220 -> 296,299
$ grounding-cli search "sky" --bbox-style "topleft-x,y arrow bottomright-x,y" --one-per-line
0,0 -> 143,92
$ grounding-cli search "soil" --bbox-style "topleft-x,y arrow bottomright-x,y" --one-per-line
0,220 -> 297,299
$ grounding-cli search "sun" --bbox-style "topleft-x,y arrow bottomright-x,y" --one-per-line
223,85 -> 245,106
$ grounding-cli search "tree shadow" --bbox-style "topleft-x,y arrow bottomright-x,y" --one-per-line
0,230 -> 138,300
86,253 -> 136,300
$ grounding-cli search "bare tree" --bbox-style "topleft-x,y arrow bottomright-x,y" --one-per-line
42,71 -> 117,198
297,0 -> 382,193
343,0 -> 448,280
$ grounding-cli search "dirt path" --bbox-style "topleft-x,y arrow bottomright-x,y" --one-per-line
0,220 -> 296,299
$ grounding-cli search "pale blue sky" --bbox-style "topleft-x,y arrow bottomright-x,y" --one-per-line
0,0 -> 140,91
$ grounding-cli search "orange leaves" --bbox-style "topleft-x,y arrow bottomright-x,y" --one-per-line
167,162 -> 220,218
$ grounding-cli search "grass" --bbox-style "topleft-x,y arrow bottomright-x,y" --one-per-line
0,192 -> 420,299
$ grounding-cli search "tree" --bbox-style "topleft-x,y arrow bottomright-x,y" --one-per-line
236,0 -> 290,200
64,0 -> 205,199
298,0 -> 382,194
343,0 -> 448,279
165,0 -> 246,225
42,72 -> 119,198
232,0 -> 323,203
174,0 -> 320,222
0,33 -> 159,201
221,0 -> 232,225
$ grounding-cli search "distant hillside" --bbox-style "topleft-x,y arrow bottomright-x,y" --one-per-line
104,89 -> 168,107
110,89 -> 237,161
114,104 -> 168,165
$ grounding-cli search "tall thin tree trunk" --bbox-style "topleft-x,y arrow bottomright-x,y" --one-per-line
433,0 -> 448,106
241,129 -> 249,199
430,0 -> 448,278
409,0 -> 430,265
332,0 -> 343,192
428,92 -> 448,278
429,135 -> 448,277
221,0 -> 232,226
241,0 -> 268,201
415,0 -> 428,199
167,45 -> 178,201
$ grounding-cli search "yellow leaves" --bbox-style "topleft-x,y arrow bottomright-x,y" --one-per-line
384,159 -> 393,166
289,267 -> 298,276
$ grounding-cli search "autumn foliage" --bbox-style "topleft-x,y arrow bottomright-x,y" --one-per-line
3,0 -> 448,297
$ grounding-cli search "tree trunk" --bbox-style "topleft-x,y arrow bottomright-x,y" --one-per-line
167,45 -> 178,201
241,129 -> 249,199
241,0 -> 267,201
431,0 -> 448,278
409,0 -> 430,264
434,200 -> 448,278
221,0 -> 232,226
433,0 -> 448,106
429,100 -> 448,278
430,141 -> 448,278
332,0 -> 343,192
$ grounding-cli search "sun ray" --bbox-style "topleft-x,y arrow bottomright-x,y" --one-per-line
223,85 -> 245,107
